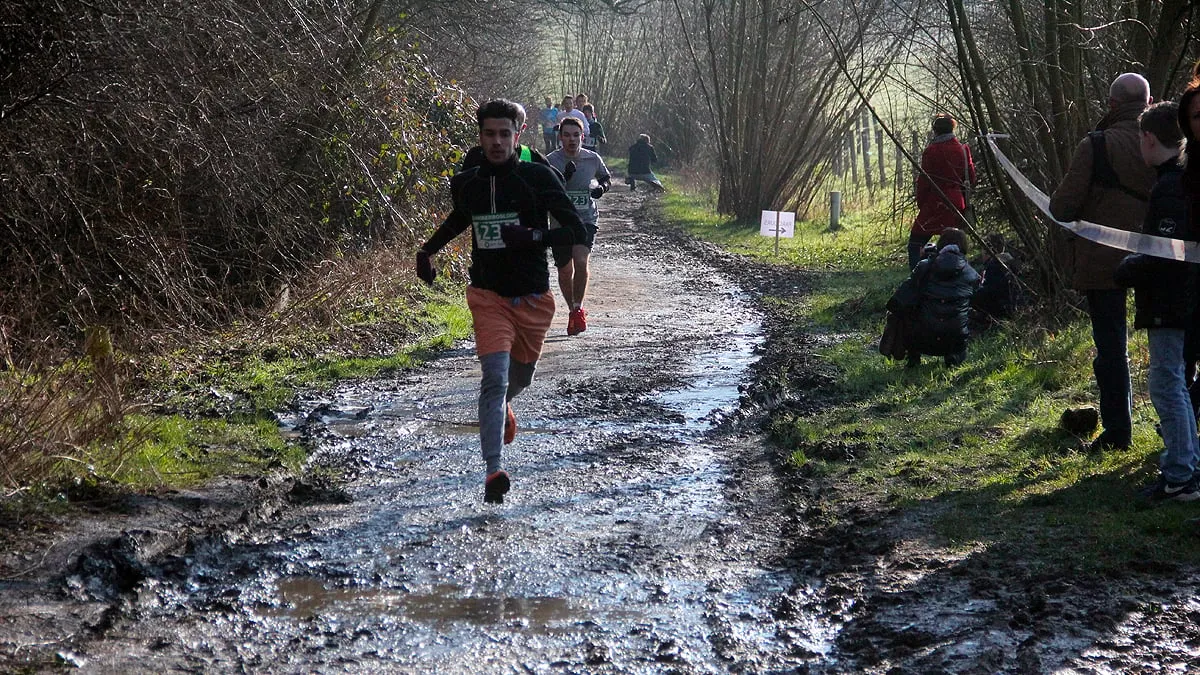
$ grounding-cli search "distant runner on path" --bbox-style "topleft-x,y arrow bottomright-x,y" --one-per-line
547,116 -> 611,336
627,134 -> 664,192
581,103 -> 606,153
539,96 -> 559,153
415,99 -> 588,504
558,96 -> 589,147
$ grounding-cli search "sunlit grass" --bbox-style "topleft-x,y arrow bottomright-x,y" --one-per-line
663,188 -> 904,271
158,298 -> 472,415
667,183 -> 1192,574
93,415 -> 304,488
38,294 -> 474,495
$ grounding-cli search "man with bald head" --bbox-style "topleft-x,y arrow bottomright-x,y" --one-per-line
1050,73 -> 1157,453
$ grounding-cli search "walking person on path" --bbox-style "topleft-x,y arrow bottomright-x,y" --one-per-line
547,116 -> 611,335
626,134 -> 664,192
908,113 -> 976,270
1049,73 -> 1156,453
1113,101 -> 1200,501
415,99 -> 588,504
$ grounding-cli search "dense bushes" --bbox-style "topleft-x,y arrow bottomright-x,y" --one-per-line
0,0 -> 476,487
0,0 -> 474,360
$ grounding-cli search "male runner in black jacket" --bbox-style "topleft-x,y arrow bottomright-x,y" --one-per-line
415,99 -> 588,504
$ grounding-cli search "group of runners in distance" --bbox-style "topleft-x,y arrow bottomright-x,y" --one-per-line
415,95 -> 663,504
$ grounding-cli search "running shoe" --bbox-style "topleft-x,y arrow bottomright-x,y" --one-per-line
504,403 -> 516,445
484,470 -> 510,504
1138,475 -> 1200,503
567,307 -> 588,336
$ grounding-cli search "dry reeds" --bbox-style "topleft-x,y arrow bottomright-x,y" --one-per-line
0,0 -> 476,488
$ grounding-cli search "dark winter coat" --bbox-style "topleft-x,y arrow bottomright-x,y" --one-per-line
1048,101 -> 1156,290
912,136 -> 976,236
971,257 -> 1015,320
908,245 -> 980,350
1113,159 -> 1196,330
628,140 -> 657,175
1184,158 -> 1200,360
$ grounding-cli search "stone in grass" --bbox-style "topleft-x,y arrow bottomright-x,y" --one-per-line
1059,406 -> 1099,437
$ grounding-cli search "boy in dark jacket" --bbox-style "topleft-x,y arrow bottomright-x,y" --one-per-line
1113,101 -> 1199,502
900,227 -> 980,367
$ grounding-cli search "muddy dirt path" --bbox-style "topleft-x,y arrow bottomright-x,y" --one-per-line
8,188 -> 830,673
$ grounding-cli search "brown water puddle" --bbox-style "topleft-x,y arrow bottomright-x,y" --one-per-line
263,576 -> 613,633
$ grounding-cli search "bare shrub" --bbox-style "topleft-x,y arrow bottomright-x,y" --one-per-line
0,0 -> 474,358
0,0 -> 476,488
0,346 -> 137,489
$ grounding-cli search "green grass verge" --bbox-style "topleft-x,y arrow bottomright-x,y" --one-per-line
156,298 -> 472,415
665,188 -> 1195,575
59,289 -> 474,496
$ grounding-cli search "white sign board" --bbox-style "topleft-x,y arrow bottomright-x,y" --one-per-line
759,210 -> 795,238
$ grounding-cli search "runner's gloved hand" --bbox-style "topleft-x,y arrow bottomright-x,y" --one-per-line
563,161 -> 576,182
590,185 -> 605,199
500,223 -> 544,249
415,250 -> 436,285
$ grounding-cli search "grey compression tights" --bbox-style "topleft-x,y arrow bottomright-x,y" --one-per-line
478,351 -> 536,475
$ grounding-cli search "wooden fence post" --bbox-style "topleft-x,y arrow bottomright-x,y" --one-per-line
861,109 -> 874,193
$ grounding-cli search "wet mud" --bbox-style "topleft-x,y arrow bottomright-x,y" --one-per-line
3,186 -> 1200,673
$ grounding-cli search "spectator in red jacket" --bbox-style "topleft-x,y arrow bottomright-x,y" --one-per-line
909,114 -> 977,269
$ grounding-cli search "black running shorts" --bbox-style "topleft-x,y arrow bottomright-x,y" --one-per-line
552,223 -> 597,267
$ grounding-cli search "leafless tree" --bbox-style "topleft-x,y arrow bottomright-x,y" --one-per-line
0,0 -> 475,356
669,0 -> 908,220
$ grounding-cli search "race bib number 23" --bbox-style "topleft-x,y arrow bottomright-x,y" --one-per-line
567,190 -> 591,210
473,212 -> 520,250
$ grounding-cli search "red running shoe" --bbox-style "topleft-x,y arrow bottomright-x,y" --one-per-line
503,403 -> 517,445
567,307 -> 588,336
484,470 -> 510,504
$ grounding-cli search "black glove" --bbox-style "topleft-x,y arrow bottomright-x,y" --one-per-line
1113,253 -> 1141,288
500,223 -> 544,249
590,186 -> 605,199
563,161 -> 576,182
415,250 -> 436,285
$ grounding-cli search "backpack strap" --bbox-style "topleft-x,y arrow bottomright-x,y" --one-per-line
1088,130 -> 1148,202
